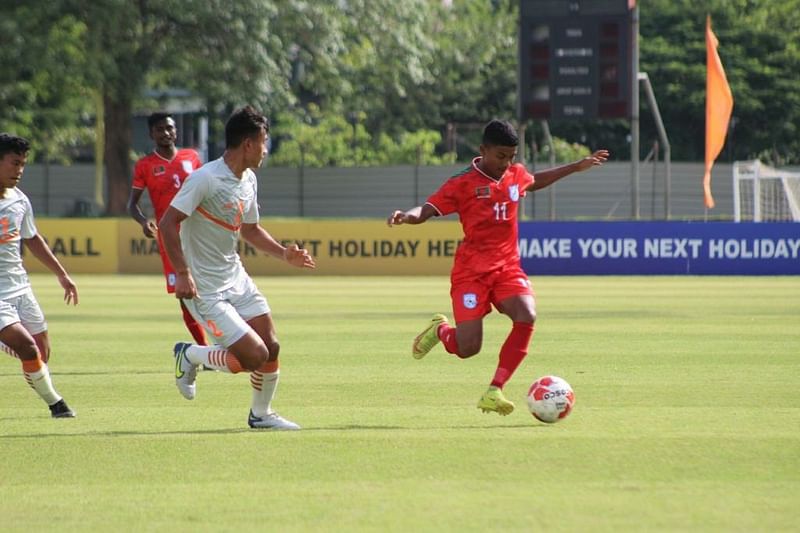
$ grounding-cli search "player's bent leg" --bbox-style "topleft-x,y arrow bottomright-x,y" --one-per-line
227,330 -> 270,371
1,323 -> 75,417
242,314 -> 298,429
31,331 -> 51,365
453,319 -> 483,358
412,314 -> 448,359
477,386 -> 515,416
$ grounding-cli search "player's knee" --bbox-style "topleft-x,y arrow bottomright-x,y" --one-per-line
458,340 -> 482,358
521,309 -> 536,324
266,340 -> 280,362
13,341 -> 39,361
241,349 -> 269,372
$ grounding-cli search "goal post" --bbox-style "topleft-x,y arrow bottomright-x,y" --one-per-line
733,160 -> 800,222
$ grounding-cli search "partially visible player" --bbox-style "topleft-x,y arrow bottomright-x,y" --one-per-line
0,133 -> 77,418
127,112 -> 207,345
388,119 -> 608,416
159,106 -> 316,430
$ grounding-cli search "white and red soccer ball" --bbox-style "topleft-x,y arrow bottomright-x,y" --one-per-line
526,375 -> 575,423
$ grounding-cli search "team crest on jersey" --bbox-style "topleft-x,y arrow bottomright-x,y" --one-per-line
181,160 -> 194,174
509,184 -> 520,202
154,165 -> 166,176
463,293 -> 478,309
475,186 -> 491,199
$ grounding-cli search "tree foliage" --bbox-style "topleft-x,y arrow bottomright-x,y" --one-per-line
2,0 -> 800,215
637,0 -> 800,164
0,3 -> 93,163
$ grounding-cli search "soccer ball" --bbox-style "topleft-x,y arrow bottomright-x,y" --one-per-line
526,375 -> 575,423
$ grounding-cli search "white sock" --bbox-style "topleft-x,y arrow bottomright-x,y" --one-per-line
250,370 -> 279,418
25,365 -> 61,406
186,345 -> 234,373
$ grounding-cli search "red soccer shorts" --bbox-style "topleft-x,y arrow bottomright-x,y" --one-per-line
156,232 -> 177,294
449,263 -> 534,323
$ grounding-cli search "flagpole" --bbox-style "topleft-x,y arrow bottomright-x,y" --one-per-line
630,3 -> 640,220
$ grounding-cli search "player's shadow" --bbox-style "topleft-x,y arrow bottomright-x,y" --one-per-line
0,423 -> 541,438
0,428 -> 253,438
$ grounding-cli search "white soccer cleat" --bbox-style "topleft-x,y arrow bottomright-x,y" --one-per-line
173,342 -> 198,400
248,411 -> 301,430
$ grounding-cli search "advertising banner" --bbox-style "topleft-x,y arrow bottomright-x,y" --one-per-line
519,222 -> 800,275
120,219 -> 464,276
239,220 -> 463,275
23,219 -> 118,274
22,219 -> 800,276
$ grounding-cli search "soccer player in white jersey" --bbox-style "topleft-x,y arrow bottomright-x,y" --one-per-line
0,133 -> 77,418
159,106 -> 315,430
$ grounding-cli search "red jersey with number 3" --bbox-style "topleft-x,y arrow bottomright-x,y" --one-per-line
425,157 -> 534,278
132,149 -> 202,220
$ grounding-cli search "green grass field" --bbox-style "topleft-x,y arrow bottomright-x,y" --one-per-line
1,274 -> 799,531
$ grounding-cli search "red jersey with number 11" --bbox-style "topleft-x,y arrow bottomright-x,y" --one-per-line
425,157 -> 534,278
132,149 -> 202,220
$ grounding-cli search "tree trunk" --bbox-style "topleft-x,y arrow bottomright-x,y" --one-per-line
103,91 -> 133,215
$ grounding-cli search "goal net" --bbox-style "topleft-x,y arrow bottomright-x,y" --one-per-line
733,160 -> 800,222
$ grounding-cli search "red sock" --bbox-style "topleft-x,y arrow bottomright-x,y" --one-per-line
437,323 -> 460,355
490,322 -> 535,388
181,302 -> 208,345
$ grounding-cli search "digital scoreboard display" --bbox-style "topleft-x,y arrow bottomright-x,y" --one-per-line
519,0 -> 633,120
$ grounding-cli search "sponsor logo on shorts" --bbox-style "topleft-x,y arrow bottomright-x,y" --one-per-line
168,273 -> 176,287
463,293 -> 478,309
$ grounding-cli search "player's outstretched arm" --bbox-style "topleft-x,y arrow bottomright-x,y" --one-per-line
387,203 -> 438,226
23,234 -> 78,305
528,149 -> 609,191
241,223 -> 316,269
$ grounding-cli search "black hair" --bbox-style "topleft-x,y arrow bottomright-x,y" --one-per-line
0,133 -> 31,158
225,106 -> 269,149
482,119 -> 519,147
147,112 -> 174,130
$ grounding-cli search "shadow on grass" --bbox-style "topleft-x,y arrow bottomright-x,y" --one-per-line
0,370 -> 165,377
0,422 -> 541,438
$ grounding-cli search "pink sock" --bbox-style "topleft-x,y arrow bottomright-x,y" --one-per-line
490,322 -> 535,388
437,323 -> 461,355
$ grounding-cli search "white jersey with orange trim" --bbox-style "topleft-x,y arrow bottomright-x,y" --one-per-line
169,157 -> 259,297
0,188 -> 38,300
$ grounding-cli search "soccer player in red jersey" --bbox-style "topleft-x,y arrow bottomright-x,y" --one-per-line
387,119 -> 608,415
127,113 -> 207,345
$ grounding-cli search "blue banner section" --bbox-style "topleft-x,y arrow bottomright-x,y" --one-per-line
518,222 -> 800,275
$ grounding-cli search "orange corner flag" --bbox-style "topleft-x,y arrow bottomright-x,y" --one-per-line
703,15 -> 734,209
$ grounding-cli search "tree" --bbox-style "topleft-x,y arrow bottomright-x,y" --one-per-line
67,0 -> 297,214
269,106 -> 455,167
638,0 -> 800,163
0,3 -> 93,164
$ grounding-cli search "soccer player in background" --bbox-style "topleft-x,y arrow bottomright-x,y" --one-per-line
159,106 -> 316,430
0,133 -> 78,418
387,119 -> 608,415
127,112 -> 207,346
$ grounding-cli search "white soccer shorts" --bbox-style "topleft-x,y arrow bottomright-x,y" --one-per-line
182,275 -> 270,348
0,289 -> 47,335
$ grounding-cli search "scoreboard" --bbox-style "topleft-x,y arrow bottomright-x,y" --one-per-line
518,0 -> 634,121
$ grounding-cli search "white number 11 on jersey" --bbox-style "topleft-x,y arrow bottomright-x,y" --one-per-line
493,201 -> 509,221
